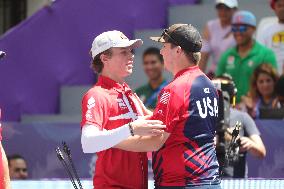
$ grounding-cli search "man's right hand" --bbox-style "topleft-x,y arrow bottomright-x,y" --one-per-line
131,118 -> 166,136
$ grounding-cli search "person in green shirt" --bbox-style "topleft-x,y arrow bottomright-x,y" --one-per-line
216,10 -> 277,102
135,47 -> 167,110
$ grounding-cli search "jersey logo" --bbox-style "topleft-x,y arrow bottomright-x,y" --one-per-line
120,32 -> 129,40
227,56 -> 235,65
196,97 -> 218,118
117,98 -> 127,109
272,31 -> 284,47
87,97 -> 96,109
248,60 -> 254,67
109,97 -> 138,121
204,88 -> 210,94
85,110 -> 93,119
157,110 -> 163,115
159,91 -> 170,104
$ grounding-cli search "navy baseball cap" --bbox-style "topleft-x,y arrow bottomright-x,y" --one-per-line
150,24 -> 202,53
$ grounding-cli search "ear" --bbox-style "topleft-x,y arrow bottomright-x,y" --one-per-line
100,54 -> 109,65
176,46 -> 183,54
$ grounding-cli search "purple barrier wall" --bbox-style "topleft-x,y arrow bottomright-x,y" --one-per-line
2,122 -> 94,179
2,120 -> 284,179
247,120 -> 284,178
0,0 -> 199,121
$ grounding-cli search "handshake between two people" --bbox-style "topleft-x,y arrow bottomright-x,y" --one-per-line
130,114 -> 166,137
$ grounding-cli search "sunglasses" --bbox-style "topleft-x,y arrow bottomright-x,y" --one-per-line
231,25 -> 249,33
159,29 -> 180,46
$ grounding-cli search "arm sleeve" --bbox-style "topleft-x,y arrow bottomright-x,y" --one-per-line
152,89 -> 181,133
81,90 -> 132,153
81,124 -> 131,153
242,112 -> 260,136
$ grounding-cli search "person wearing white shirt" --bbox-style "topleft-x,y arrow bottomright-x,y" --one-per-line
256,0 -> 284,74
199,0 -> 238,75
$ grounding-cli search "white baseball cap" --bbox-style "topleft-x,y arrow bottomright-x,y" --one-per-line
90,30 -> 143,59
215,0 -> 238,8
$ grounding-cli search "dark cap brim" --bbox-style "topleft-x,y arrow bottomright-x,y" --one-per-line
150,36 -> 165,43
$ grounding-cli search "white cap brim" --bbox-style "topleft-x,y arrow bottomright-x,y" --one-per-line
215,0 -> 238,8
113,39 -> 143,49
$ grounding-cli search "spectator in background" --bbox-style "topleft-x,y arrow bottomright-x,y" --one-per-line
135,47 -> 167,110
241,64 -> 279,118
256,0 -> 284,74
199,0 -> 237,76
212,77 -> 266,178
8,154 -> 28,180
273,74 -> 284,108
216,10 -> 278,103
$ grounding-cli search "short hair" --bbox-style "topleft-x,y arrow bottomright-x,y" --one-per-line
142,47 -> 163,63
170,43 -> 201,65
90,48 -> 112,74
249,64 -> 279,99
7,154 -> 26,166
